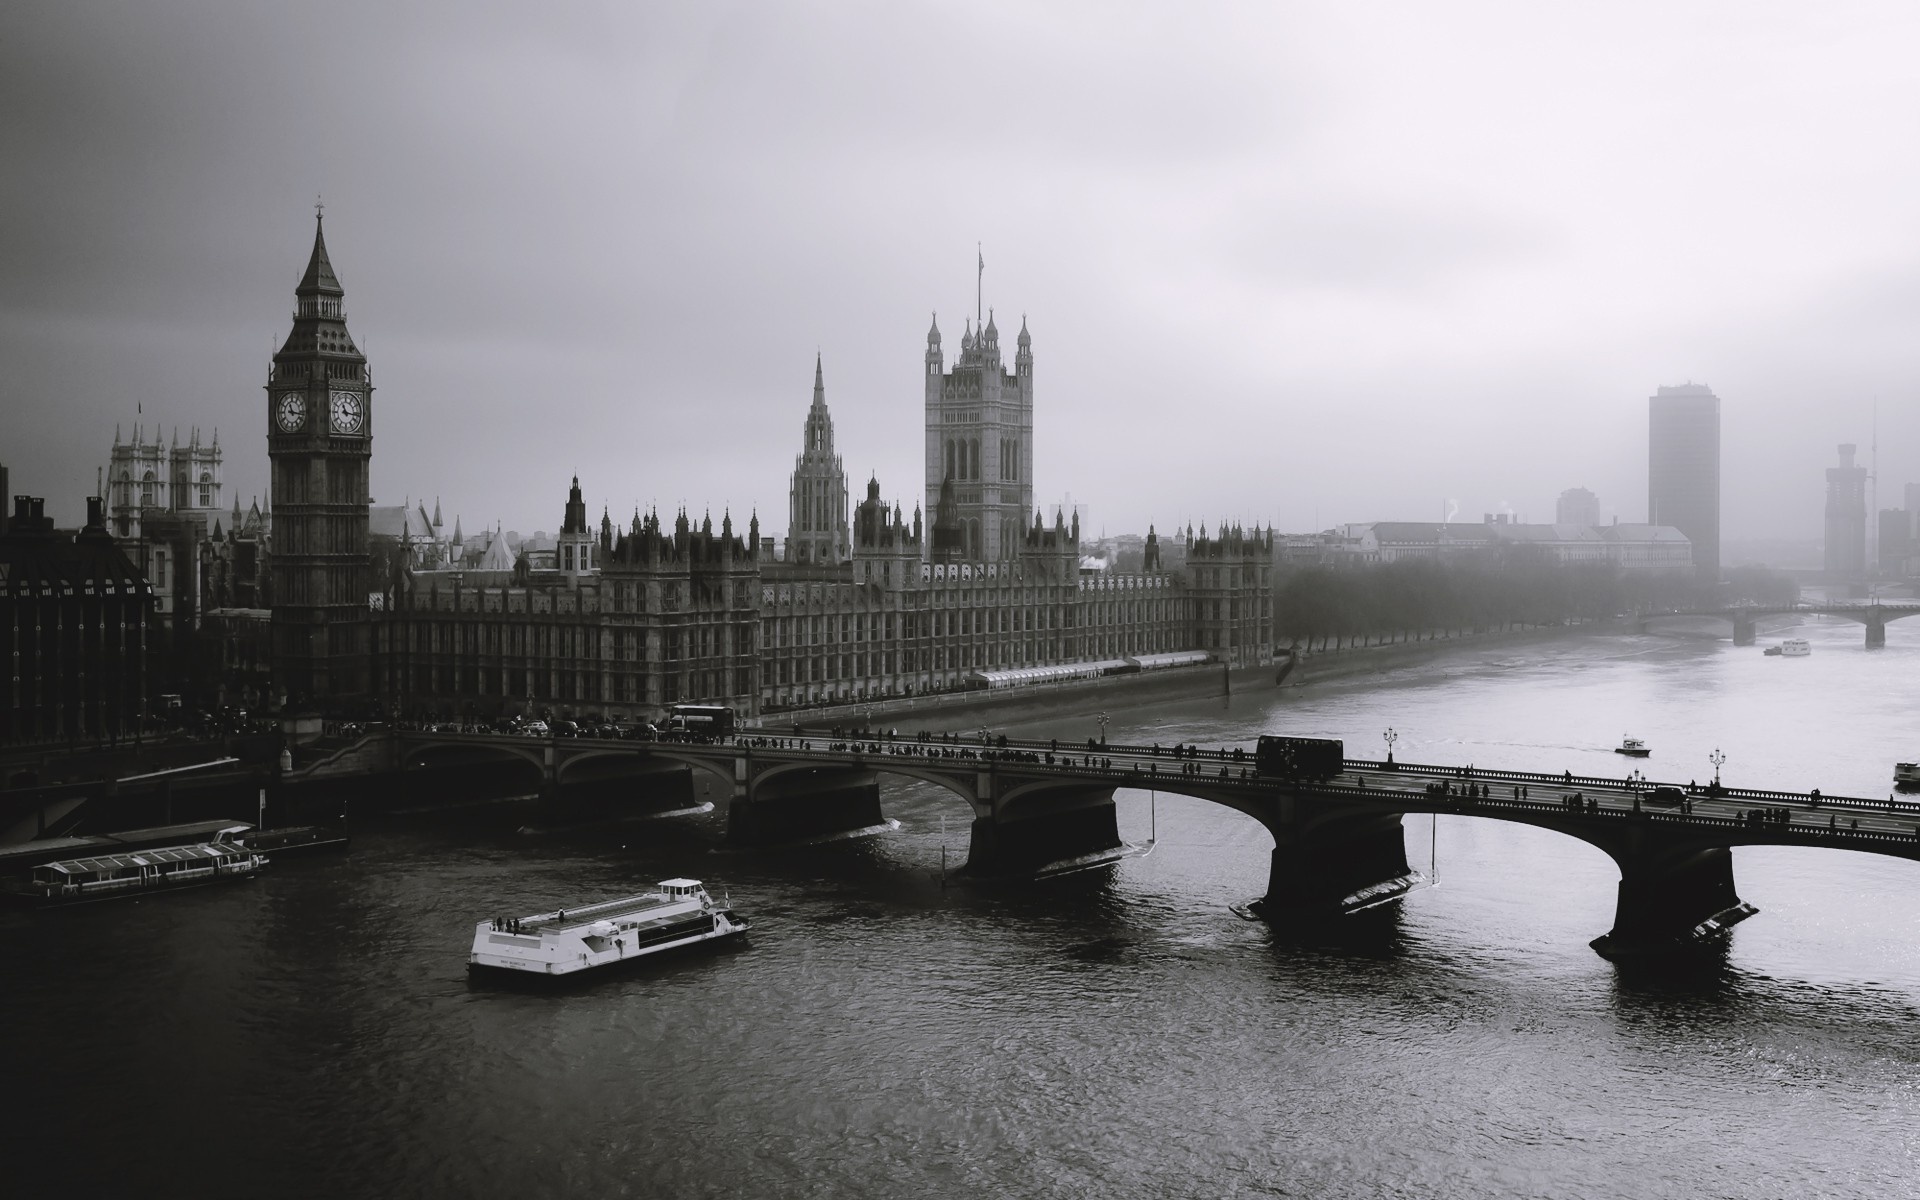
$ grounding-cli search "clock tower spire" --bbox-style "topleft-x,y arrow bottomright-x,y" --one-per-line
267,208 -> 374,707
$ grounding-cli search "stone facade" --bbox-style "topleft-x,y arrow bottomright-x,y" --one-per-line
372,474 -> 1274,723
924,312 -> 1033,562
1,496 -> 151,741
788,355 -> 850,565
376,501 -> 760,722
267,212 -> 374,705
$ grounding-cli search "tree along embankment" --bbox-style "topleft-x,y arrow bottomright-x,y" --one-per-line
1271,551 -> 1796,655
1283,619 -> 1628,690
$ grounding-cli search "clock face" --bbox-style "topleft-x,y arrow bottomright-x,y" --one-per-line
329,390 -> 365,434
276,392 -> 307,432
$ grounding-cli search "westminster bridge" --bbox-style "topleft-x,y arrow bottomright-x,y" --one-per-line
395,727 -> 1920,958
1644,601 -> 1920,647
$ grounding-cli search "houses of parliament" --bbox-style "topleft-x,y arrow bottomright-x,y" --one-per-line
121,216 -> 1280,723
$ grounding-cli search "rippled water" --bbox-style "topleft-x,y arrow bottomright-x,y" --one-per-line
7,617 -> 1919,1198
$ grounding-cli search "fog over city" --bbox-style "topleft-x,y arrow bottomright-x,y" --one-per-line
4,1 -> 1918,544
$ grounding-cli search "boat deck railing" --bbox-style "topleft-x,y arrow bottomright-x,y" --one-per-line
515,889 -> 701,932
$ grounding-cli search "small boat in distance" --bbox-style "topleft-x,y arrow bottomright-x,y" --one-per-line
1779,639 -> 1812,657
470,878 -> 749,978
1762,645 -> 1783,656
1614,736 -> 1651,758
1895,762 -> 1920,793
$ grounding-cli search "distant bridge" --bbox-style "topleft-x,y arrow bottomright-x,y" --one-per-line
1644,602 -> 1920,647
396,728 -> 1920,959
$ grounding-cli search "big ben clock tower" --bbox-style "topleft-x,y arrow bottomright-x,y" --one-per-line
267,208 -> 373,705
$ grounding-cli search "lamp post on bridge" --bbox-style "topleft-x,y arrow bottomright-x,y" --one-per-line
1383,727 -> 1398,767
1709,747 -> 1726,794
1096,711 -> 1109,745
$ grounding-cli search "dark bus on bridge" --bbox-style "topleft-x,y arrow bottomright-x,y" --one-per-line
663,705 -> 735,742
1255,735 -> 1345,781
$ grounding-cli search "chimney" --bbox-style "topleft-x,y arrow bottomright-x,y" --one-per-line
86,496 -> 104,529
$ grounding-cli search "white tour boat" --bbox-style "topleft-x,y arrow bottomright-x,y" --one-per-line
1614,736 -> 1650,758
469,878 -> 749,977
1895,762 -> 1920,792
1778,639 -> 1811,657
5,842 -> 267,906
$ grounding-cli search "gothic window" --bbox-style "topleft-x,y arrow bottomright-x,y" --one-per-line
141,471 -> 155,506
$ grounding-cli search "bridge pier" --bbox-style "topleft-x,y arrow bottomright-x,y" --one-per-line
967,785 -> 1121,877
728,766 -> 885,845
1262,810 -> 1418,915
1866,613 -> 1886,649
1732,614 -> 1756,646
1590,842 -> 1756,958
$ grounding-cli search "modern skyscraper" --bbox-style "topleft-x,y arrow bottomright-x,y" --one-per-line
1556,487 -> 1600,526
1647,383 -> 1720,581
1824,443 -> 1868,578
267,210 -> 373,705
924,310 -> 1033,561
787,354 -> 849,564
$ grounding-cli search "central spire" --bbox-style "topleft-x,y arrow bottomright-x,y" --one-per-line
297,210 -> 343,297
811,351 -> 826,410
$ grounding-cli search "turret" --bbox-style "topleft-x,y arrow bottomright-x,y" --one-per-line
556,475 -> 595,575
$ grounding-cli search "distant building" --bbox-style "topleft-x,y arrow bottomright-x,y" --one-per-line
1,495 -> 151,742
1824,443 -> 1868,578
1648,383 -> 1721,581
1556,487 -> 1600,526
1877,508 -> 1913,578
1333,519 -> 1692,571
370,497 -> 448,570
103,424 -> 223,640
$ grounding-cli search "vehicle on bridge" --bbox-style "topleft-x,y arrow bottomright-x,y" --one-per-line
469,878 -> 749,978
663,705 -> 735,742
1254,735 -> 1345,781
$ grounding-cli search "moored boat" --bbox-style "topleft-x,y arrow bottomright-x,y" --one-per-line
469,878 -> 749,977
237,824 -> 350,856
1614,736 -> 1650,758
4,842 -> 267,906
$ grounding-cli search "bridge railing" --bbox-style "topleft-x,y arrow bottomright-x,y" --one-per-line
1293,780 -> 1920,848
399,728 -> 1920,821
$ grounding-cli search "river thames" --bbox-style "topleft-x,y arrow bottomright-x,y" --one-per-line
6,616 -> 1918,1198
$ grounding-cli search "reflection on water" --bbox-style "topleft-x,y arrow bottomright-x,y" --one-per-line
5,620 -> 1919,1198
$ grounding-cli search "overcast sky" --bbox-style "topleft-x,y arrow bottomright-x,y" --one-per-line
4,1 -> 1918,549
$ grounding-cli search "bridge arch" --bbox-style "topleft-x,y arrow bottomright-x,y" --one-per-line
750,758 -> 982,808
551,746 -> 738,796
401,738 -> 544,774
